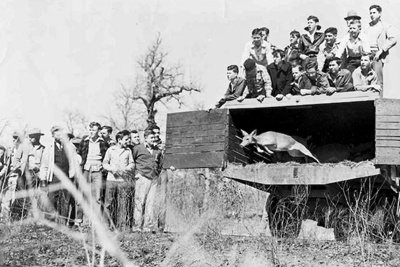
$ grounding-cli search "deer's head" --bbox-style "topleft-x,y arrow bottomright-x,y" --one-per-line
239,129 -> 257,147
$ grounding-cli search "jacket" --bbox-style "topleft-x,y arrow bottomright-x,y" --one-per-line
267,61 -> 294,96
299,32 -> 325,56
366,20 -> 397,63
132,143 -> 162,180
77,136 -> 109,169
327,69 -> 354,92
299,71 -> 330,95
215,77 -> 246,108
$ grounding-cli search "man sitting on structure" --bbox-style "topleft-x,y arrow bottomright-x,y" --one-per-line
213,65 -> 246,108
267,49 -> 294,100
318,27 -> 340,73
291,64 -> 304,95
352,53 -> 381,92
326,57 -> 354,94
284,30 -> 303,67
237,58 -> 272,102
299,16 -> 325,64
298,61 -> 329,95
241,28 -> 272,70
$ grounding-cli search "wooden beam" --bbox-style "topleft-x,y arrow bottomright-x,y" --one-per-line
222,91 -> 379,110
223,162 -> 381,185
163,151 -> 226,169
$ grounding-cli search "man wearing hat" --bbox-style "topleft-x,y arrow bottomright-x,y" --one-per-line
344,10 -> 362,28
26,128 -> 45,187
237,58 -> 272,102
299,15 -> 325,62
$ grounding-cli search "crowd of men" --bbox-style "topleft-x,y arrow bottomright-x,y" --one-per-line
213,5 -> 396,108
0,123 -> 165,233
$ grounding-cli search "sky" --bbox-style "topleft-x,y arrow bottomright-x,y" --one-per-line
0,0 -> 399,145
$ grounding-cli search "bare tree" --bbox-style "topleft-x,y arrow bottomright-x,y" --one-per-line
126,33 -> 201,129
0,118 -> 10,137
62,108 -> 88,136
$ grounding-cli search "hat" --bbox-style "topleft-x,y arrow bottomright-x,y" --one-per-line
67,133 -> 75,139
50,125 -> 63,134
27,128 -> 44,136
304,25 -> 322,31
344,10 -> 361,20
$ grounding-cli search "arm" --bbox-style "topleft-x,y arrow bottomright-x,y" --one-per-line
262,68 -> 272,97
224,79 -> 246,101
102,149 -> 113,172
316,74 -> 330,94
125,151 -> 135,172
282,67 -> 294,95
382,23 -> 397,52
335,35 -> 347,58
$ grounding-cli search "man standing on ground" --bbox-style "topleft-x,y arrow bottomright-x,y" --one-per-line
26,128 -> 45,187
100,126 -> 116,147
366,4 -> 397,88
132,129 -> 162,232
77,122 -> 109,223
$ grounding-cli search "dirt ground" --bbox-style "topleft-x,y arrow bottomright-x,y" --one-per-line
1,223 -> 400,267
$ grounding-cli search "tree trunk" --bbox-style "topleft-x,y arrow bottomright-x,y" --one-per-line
146,101 -> 157,130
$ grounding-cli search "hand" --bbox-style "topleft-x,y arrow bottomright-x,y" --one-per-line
300,89 -> 310,96
237,96 -> 244,102
275,94 -> 284,100
326,87 -> 336,95
285,94 -> 292,99
374,50 -> 383,61
370,84 -> 382,92
32,166 -> 40,173
257,95 -> 265,102
299,54 -> 308,60
169,166 -> 176,171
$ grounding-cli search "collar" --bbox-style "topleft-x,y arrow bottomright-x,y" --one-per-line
230,76 -> 240,86
369,19 -> 382,27
84,136 -> 104,143
251,40 -> 268,49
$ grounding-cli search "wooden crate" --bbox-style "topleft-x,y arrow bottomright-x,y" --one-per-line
375,98 -> 400,165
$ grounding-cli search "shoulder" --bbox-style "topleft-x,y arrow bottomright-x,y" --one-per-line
256,65 -> 268,72
339,69 -> 351,76
282,62 -> 292,71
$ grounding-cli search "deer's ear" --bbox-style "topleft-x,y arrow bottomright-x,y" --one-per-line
250,129 -> 257,136
240,129 -> 248,136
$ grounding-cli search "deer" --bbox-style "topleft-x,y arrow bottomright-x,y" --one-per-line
239,129 -> 320,163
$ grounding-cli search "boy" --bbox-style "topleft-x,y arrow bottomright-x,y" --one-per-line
299,16 -> 325,62
267,49 -> 294,100
100,126 -> 116,147
214,65 -> 246,108
352,54 -> 381,92
298,61 -> 329,95
291,65 -> 304,95
284,30 -> 302,66
241,28 -> 272,69
326,57 -> 354,94
318,27 -> 340,73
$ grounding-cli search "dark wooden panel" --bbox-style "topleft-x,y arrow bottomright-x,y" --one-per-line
166,135 -> 226,145
166,130 -> 226,138
163,151 -> 226,169
167,123 -> 226,132
376,115 -> 400,122
376,140 -> 400,147
375,99 -> 400,115
165,143 -> 225,154
375,147 -> 400,165
376,129 -> 400,136
167,109 -> 228,127
376,122 -> 400,129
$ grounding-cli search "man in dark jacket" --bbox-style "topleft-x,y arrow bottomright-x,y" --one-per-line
267,49 -> 294,100
299,15 -> 325,62
76,122 -> 109,223
298,60 -> 330,95
213,65 -> 246,108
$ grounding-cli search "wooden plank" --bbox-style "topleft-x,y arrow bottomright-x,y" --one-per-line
376,136 -> 400,140
376,122 -> 400,129
223,91 -> 379,110
376,140 -> 400,147
166,130 -> 226,139
376,129 -> 400,136
375,98 -> 400,115
376,147 -> 400,165
376,115 -> 400,122
167,109 -> 228,127
165,143 -> 225,154
163,151 -> 226,169
167,123 -> 226,131
165,135 -> 226,145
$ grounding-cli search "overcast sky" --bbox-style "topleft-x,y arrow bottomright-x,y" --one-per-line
0,0 -> 399,144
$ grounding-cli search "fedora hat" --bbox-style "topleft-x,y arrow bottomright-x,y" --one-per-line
344,10 -> 361,20
27,128 -> 44,136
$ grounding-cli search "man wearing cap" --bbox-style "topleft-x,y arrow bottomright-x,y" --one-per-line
344,10 -> 362,28
298,60 -> 330,95
26,128 -> 45,187
299,16 -> 325,62
237,58 -> 272,102
366,4 -> 397,88
40,126 -> 74,223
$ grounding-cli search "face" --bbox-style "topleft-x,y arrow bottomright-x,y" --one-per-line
307,19 -> 317,32
89,126 -> 100,139
261,30 -> 268,41
360,56 -> 371,70
53,130 -> 64,143
370,8 -> 381,22
252,34 -> 262,46
325,33 -> 336,45
119,135 -> 130,148
273,53 -> 282,65
306,67 -> 317,79
226,70 -> 237,81
12,136 -> 19,144
29,135 -> 40,144
145,134 -> 156,146
289,34 -> 298,45
292,67 -> 302,80
100,129 -> 110,139
349,24 -> 360,37
153,129 -> 161,141
328,61 -> 340,74
131,132 -> 140,145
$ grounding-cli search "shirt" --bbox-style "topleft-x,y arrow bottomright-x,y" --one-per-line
367,20 -> 384,49
298,71 -> 330,95
242,65 -> 272,98
336,32 -> 370,58
215,76 -> 246,108
352,67 -> 379,89
103,146 -> 134,181
241,40 -> 273,68
84,137 -> 102,171
27,144 -> 45,170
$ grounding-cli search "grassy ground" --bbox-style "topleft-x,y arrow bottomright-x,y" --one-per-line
1,223 -> 400,267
